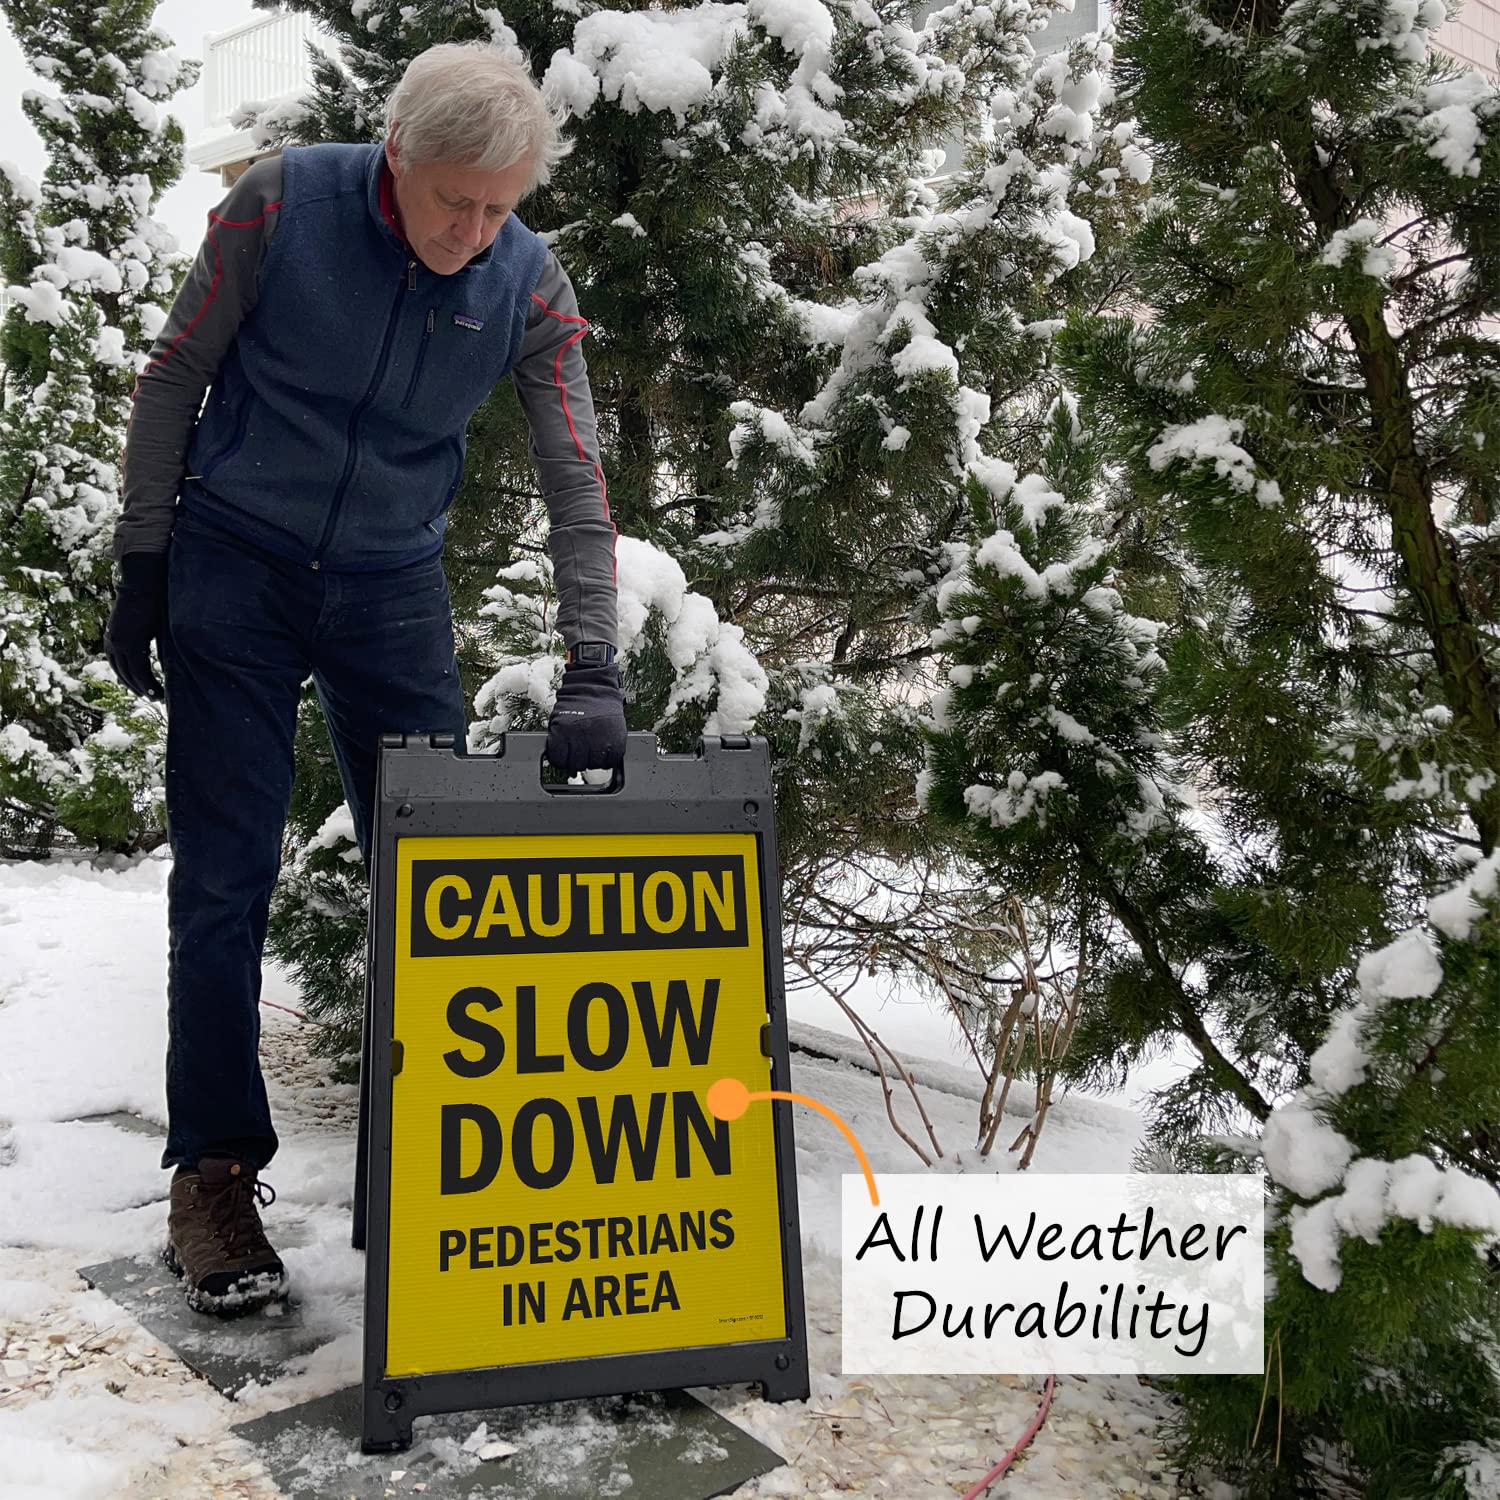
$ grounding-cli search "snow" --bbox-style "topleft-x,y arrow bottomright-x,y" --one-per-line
1442,1442 -> 1500,1498
1347,0 -> 1448,63
1428,850 -> 1500,940
545,5 -> 748,123
0,159 -> 41,206
788,675 -> 844,752
746,0 -> 834,57
542,49 -> 602,117
1047,706 -> 1096,744
1258,1097 -> 1354,1198
474,536 -> 769,741
1401,71 -> 1497,179
789,297 -> 857,348
8,281 -> 66,326
1034,57 -> 1106,144
780,32 -> 1121,469
136,47 -> 183,94
0,1378 -> 224,1500
963,769 -> 1066,828
971,526 -> 1106,602
1119,143 -> 1152,184
135,301 -> 168,341
1287,1153 -> 1500,1292
1147,415 -> 1283,507
884,300 -> 961,383
727,403 -> 817,469
1043,209 -> 1096,271
1298,854 -> 1497,1116
121,86 -> 159,133
1320,218 -> 1399,281
476,6 -> 528,63
1011,472 -> 1068,531
91,325 -> 127,367
614,537 -> 770,735
51,246 -> 124,294
461,1420 -> 519,1459
24,88 -> 74,128
0,855 -> 1176,1497
1354,924 -> 1443,1000
1306,1006 -> 1371,1096
229,90 -> 315,150
305,802 -> 363,863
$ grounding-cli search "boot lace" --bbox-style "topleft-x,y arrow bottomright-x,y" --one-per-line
206,1170 -> 277,1256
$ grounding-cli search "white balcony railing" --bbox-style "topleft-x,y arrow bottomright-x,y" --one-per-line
188,9 -> 328,178
204,9 -> 324,124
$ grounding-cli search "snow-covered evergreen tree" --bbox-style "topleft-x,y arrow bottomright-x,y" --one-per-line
1195,858 -> 1500,1498
0,0 -> 196,852
919,427 -> 1280,1130
708,22 -> 1148,999
924,0 -> 1499,1485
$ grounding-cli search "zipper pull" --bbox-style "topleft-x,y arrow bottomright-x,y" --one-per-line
426,309 -> 435,333
407,259 -> 417,290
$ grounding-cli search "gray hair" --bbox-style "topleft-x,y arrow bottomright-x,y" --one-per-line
385,43 -> 568,195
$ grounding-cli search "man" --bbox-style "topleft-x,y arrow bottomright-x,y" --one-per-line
105,43 -> 625,1316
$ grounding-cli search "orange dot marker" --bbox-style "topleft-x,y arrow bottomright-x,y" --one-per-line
706,1076 -> 750,1121
707,1076 -> 879,1206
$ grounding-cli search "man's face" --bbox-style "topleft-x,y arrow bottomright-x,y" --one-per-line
384,140 -> 534,275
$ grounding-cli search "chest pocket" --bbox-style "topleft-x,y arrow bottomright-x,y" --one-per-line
401,310 -> 436,410
399,306 -> 515,430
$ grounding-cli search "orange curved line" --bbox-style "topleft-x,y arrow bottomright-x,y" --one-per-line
747,1089 -> 879,1206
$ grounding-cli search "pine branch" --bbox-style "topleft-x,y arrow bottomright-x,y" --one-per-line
1100,867 -> 1273,1122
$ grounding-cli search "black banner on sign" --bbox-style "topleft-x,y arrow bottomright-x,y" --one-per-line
410,855 -> 750,957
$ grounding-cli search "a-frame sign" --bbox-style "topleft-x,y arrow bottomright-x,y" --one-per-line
354,732 -> 808,1452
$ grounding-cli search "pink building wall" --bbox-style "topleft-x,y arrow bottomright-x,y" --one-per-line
1436,0 -> 1500,77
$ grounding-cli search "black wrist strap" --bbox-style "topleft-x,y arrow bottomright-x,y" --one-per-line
566,641 -> 617,665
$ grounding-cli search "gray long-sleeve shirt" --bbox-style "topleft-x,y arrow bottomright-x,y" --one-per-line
116,153 -> 617,648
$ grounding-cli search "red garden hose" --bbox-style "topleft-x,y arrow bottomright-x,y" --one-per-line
959,1372 -> 1057,1500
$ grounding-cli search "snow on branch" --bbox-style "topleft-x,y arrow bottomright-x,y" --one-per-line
472,535 -> 769,745
1147,414 -> 1284,508
1260,852 -> 1500,1291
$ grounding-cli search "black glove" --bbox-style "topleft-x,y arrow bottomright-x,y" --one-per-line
546,661 -> 626,773
104,552 -> 169,700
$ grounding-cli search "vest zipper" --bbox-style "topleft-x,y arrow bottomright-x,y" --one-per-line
312,257 -> 417,569
401,309 -> 435,411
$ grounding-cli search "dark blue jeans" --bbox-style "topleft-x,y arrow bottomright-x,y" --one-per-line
160,509 -> 466,1171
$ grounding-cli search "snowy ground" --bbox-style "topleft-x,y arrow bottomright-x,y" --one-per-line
0,855 -> 1194,1499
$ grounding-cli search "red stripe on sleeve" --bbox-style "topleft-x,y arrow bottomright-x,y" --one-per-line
130,202 -> 281,400
529,291 -> 618,585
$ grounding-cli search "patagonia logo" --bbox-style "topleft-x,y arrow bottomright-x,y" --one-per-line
453,313 -> 485,332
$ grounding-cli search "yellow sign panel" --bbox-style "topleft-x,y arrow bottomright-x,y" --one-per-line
385,832 -> 787,1378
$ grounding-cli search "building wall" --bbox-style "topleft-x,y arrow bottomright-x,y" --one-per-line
1033,0 -> 1105,57
1435,0 -> 1500,77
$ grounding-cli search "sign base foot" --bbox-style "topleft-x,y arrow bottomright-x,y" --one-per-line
234,1383 -> 784,1499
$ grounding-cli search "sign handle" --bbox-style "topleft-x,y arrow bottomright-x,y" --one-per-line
538,758 -> 627,795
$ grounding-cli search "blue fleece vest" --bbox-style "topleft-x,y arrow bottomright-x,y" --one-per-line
182,143 -> 549,571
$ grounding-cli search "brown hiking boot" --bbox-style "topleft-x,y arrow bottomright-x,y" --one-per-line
164,1158 -> 289,1316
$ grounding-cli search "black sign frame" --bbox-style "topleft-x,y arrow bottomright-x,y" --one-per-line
354,732 -> 809,1453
